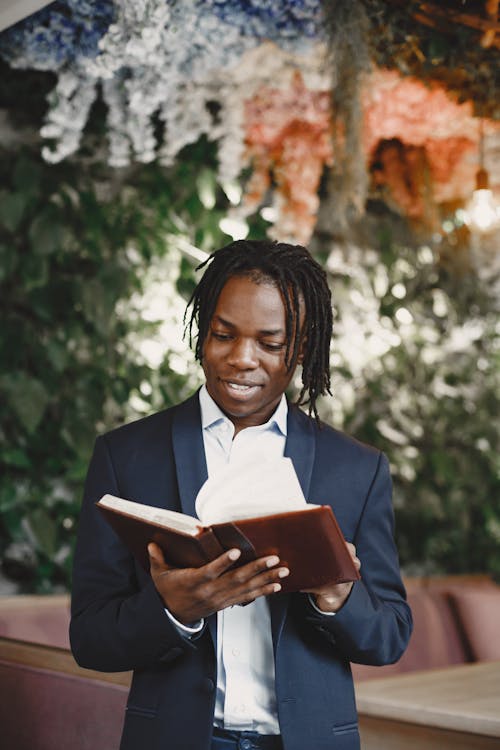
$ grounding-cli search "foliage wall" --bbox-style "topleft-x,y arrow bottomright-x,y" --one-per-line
0,132 -> 256,591
317,233 -> 499,578
0,68 -> 498,592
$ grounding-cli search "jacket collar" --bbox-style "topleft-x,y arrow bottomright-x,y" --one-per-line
172,393 -> 316,517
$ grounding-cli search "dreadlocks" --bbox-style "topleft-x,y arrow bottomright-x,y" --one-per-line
185,239 -> 333,422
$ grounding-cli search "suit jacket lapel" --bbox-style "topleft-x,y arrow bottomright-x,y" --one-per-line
284,404 -> 316,498
171,393 -> 218,643
172,392 -> 208,519
271,404 -> 316,648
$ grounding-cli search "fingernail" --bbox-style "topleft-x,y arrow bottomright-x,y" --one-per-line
228,549 -> 241,561
273,583 -> 281,592
266,556 -> 280,568
278,568 -> 289,578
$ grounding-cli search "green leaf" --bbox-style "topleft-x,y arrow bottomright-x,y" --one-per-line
13,156 -> 41,195
81,279 -> 116,333
1,373 -> 50,434
24,507 -> 58,557
46,339 -> 68,373
0,191 -> 27,231
29,211 -> 63,256
0,242 -> 18,282
2,449 -> 31,469
21,254 -> 49,290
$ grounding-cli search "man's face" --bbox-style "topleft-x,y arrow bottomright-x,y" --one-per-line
202,274 -> 304,434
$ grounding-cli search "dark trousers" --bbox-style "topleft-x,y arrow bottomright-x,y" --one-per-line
211,727 -> 284,750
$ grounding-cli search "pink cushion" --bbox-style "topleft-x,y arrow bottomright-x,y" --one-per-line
449,588 -> 500,661
0,597 -> 70,649
0,661 -> 127,750
352,588 -> 468,682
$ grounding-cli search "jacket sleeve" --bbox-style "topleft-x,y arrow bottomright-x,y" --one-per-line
70,435 -> 204,673
304,452 -> 413,665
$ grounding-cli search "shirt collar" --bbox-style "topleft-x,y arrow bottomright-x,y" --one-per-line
199,384 -> 288,437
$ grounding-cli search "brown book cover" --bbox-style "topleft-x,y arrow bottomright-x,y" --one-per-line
96,495 -> 360,594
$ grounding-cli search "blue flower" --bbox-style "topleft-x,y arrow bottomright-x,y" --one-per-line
0,0 -> 115,70
204,0 -> 323,41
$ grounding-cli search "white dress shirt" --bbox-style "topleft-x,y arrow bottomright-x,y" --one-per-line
199,384 -> 286,734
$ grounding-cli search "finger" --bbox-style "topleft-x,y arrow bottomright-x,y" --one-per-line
199,556 -> 288,610
202,550 -> 282,582
225,563 -> 289,604
233,578 -> 284,605
229,554 -> 283,582
346,542 -> 361,571
200,548 -> 242,579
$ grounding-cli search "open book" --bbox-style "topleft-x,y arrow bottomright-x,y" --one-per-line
96,457 -> 359,593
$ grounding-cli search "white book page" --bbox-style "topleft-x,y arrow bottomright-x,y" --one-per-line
99,494 -> 201,535
195,456 -> 313,525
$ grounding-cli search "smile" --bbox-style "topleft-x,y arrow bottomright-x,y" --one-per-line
223,381 -> 261,396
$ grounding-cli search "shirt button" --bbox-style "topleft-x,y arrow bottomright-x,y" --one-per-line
232,647 -> 240,657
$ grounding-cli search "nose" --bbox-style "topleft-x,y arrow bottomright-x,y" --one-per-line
227,338 -> 259,369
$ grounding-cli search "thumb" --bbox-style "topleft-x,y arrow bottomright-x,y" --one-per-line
148,542 -> 168,571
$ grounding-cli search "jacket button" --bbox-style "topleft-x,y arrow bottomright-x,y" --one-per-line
201,677 -> 215,693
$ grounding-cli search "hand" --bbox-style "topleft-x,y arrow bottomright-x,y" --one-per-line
148,543 -> 289,625
303,543 -> 361,613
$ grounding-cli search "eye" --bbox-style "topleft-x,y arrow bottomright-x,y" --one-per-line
211,330 -> 233,342
261,341 -> 286,352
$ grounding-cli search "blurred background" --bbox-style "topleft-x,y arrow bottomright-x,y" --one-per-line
0,0 -> 499,595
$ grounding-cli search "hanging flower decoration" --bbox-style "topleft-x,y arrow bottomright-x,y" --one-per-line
242,72 -> 333,244
363,70 -> 500,224
232,67 -> 500,240
0,0 -> 324,167
1,1 -> 499,242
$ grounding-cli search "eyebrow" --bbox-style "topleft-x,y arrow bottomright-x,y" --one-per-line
212,315 -> 285,337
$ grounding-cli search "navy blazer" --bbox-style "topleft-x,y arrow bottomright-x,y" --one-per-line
70,393 -> 412,750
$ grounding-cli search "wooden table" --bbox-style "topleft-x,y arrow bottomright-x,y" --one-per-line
355,661 -> 500,750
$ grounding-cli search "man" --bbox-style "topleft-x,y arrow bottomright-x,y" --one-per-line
70,239 -> 412,750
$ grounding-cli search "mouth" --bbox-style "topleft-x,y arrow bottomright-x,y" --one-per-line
221,380 -> 262,397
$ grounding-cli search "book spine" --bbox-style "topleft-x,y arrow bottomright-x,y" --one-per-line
211,523 -> 257,565
197,528 -> 226,562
